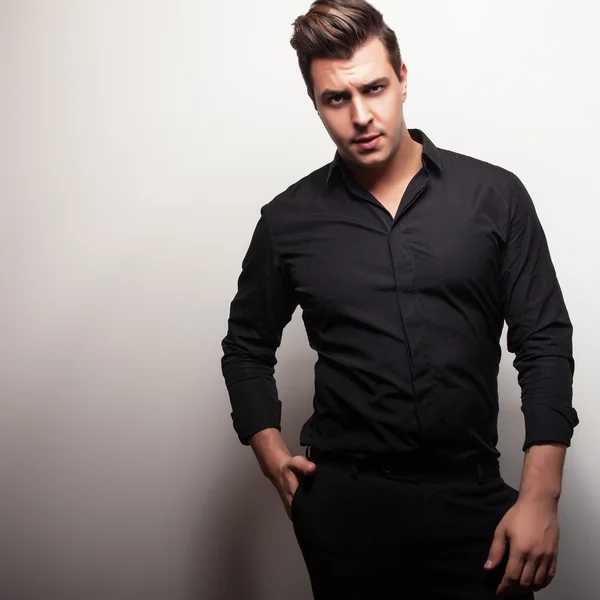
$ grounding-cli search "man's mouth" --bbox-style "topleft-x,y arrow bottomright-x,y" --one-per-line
354,134 -> 380,143
354,134 -> 382,150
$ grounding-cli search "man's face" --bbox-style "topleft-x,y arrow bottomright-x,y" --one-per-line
310,36 -> 407,170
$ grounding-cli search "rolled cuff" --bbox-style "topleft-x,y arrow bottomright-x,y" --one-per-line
227,377 -> 282,445
522,403 -> 579,451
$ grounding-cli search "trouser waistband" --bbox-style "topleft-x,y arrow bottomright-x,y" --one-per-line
306,446 -> 501,483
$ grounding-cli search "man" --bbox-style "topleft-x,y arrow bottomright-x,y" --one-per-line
221,1 -> 579,598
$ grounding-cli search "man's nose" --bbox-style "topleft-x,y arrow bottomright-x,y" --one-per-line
351,98 -> 372,128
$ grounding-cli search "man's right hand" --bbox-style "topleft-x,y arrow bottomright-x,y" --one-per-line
248,428 -> 317,519
275,455 -> 317,520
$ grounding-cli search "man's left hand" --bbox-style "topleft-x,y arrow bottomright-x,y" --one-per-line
484,497 -> 559,596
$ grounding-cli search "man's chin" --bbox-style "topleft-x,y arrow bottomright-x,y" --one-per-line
353,152 -> 387,168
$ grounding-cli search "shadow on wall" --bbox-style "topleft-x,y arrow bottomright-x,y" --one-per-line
191,420 -> 314,599
193,334 -> 316,600
190,464 -> 263,599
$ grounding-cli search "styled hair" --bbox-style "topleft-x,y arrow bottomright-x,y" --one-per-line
289,0 -> 402,99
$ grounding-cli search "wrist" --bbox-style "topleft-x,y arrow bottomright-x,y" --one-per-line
518,443 -> 566,509
264,453 -> 291,483
249,428 -> 291,481
518,487 -> 560,508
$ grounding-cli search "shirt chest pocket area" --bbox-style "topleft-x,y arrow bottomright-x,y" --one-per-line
289,235 -> 402,320
403,220 -> 503,295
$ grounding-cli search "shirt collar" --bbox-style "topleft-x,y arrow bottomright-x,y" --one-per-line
325,128 -> 443,187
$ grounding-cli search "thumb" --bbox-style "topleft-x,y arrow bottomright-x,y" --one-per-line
290,455 -> 317,476
484,527 -> 507,570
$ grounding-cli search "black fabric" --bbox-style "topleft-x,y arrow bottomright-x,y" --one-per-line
221,128 -> 578,462
291,460 -> 535,599
307,446 -> 501,483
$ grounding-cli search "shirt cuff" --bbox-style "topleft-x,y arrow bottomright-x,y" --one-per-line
522,403 -> 579,451
227,377 -> 282,445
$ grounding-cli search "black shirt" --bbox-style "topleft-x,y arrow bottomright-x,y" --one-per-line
221,129 -> 578,463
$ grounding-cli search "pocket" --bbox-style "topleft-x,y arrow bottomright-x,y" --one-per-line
290,480 -> 304,522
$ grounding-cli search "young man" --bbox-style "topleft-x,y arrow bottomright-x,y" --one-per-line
221,1 -> 579,598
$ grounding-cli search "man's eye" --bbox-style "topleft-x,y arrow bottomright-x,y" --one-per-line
369,85 -> 383,94
329,95 -> 344,105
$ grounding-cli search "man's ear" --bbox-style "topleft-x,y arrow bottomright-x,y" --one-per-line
400,63 -> 408,101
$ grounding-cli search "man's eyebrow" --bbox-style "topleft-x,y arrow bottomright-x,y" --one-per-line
360,77 -> 389,90
320,77 -> 390,101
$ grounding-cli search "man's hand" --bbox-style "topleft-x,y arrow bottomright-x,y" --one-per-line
247,429 -> 317,520
274,455 -> 317,520
484,497 -> 559,596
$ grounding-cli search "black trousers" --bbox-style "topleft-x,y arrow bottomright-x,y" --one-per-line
291,451 -> 534,600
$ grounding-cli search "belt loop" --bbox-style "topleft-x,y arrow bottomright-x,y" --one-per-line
350,463 -> 358,480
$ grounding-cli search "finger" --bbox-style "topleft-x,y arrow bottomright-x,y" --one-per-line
484,527 -> 507,570
546,554 -> 558,585
285,482 -> 301,516
532,557 -> 552,591
288,455 -> 317,476
519,556 -> 540,589
497,551 -> 525,596
289,485 -> 299,506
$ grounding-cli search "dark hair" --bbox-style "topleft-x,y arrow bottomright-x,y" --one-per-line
290,0 -> 402,99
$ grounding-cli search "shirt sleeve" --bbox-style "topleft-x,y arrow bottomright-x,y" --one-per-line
501,174 -> 579,451
221,209 -> 298,445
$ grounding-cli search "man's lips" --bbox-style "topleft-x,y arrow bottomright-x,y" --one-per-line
354,134 -> 381,143
353,134 -> 383,150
